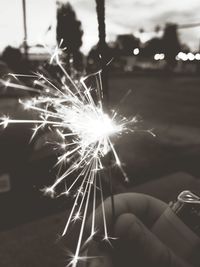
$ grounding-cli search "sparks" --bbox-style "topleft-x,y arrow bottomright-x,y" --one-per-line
0,48 -> 139,266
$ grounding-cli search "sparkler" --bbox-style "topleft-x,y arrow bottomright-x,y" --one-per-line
0,47 -> 146,266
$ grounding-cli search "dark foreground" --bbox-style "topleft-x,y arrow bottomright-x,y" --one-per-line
1,74 -> 200,266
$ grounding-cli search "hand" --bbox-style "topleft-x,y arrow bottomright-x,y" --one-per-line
86,193 -> 193,267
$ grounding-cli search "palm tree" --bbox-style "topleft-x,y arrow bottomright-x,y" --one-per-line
56,2 -> 83,71
95,0 -> 109,102
95,0 -> 106,54
95,0 -> 116,222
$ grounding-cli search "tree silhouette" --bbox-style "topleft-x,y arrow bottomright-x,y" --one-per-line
2,46 -> 23,73
56,2 -> 83,70
95,0 -> 106,55
162,23 -> 181,68
116,34 -> 140,56
142,37 -> 163,57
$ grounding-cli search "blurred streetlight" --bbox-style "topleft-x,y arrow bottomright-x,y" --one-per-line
133,48 -> 139,55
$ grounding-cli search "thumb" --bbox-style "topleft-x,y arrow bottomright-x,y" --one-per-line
113,213 -> 192,267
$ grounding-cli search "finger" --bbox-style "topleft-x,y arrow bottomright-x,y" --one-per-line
87,193 -> 167,234
113,213 -> 192,267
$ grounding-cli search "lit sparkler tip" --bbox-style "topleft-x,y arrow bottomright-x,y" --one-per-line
4,79 -> 10,88
72,212 -> 82,222
21,99 -> 33,110
115,158 -> 121,166
37,73 -> 45,80
101,235 -> 117,249
61,189 -> 70,197
42,186 -> 56,198
65,247 -> 99,267
49,39 -> 67,65
131,116 -> 138,123
0,116 -> 10,128
67,253 -> 99,267
8,73 -> 18,80
147,129 -> 156,137
61,143 -> 67,149
67,255 -> 88,267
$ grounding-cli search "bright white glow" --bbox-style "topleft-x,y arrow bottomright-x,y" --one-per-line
159,53 -> 165,60
178,52 -> 184,58
188,52 -> 195,61
153,53 -> 165,60
133,48 -> 140,55
177,52 -> 188,61
195,53 -> 200,60
182,55 -> 188,61
154,54 -> 160,61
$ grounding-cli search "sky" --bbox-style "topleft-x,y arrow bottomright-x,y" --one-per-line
1,0 -> 200,54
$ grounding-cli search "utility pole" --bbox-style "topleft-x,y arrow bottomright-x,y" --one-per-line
22,0 -> 28,58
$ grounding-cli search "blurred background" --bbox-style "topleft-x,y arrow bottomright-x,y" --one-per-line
1,0 -> 200,266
